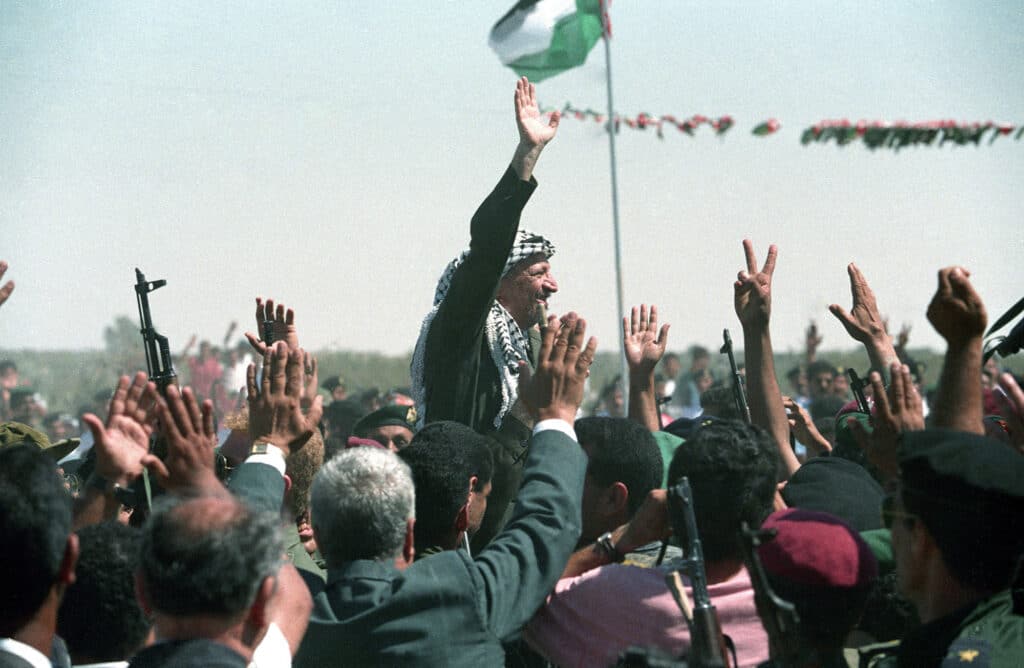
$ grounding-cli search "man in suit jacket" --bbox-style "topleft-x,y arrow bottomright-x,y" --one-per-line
294,312 -> 596,667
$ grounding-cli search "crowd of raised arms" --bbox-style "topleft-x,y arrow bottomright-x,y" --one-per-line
1,77 -> 1022,668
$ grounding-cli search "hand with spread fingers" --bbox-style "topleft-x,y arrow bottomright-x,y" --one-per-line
0,260 -> 14,308
623,304 -> 670,377
926,266 -> 987,346
734,239 -> 778,329
82,372 -> 160,486
144,384 -> 223,497
247,341 -> 315,456
848,363 -> 924,481
511,76 -> 560,181
518,312 -> 597,424
245,297 -> 300,356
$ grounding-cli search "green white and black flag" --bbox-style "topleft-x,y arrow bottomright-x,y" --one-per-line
489,0 -> 604,82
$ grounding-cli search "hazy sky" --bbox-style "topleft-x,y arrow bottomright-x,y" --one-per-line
2,1 -> 1022,358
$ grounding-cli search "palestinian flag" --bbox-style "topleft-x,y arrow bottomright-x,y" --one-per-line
489,0 -> 604,82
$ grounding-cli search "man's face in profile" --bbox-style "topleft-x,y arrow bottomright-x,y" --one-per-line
497,254 -> 558,328
466,478 -> 492,536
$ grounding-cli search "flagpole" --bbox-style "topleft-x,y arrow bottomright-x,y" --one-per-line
600,5 -> 631,406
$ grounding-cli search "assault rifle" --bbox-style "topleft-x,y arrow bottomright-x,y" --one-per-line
666,477 -> 733,668
135,268 -> 177,393
720,329 -> 751,424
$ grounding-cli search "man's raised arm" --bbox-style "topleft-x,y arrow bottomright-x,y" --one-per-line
927,266 -> 987,434
734,240 -> 800,477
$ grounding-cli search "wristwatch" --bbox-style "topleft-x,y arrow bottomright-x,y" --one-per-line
250,442 -> 283,458
594,531 -> 625,563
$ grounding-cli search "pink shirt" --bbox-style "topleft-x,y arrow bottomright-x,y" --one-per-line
524,564 -> 769,667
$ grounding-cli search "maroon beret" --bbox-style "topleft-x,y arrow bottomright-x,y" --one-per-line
757,508 -> 878,589
346,436 -> 387,450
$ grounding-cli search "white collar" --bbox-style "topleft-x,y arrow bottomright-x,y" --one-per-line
0,637 -> 52,668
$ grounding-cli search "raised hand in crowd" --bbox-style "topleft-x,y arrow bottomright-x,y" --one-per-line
144,384 -> 223,498
848,362 -> 924,483
782,395 -> 832,455
995,373 -> 1024,454
623,304 -> 670,431
734,240 -> 799,476
75,372 -> 160,528
828,263 -> 899,377
246,297 -> 300,356
0,260 -> 13,308
301,350 -> 323,426
927,266 -> 987,434
895,322 -> 912,352
517,312 -> 596,424
511,76 -> 560,181
805,320 -> 822,363
246,341 -> 317,456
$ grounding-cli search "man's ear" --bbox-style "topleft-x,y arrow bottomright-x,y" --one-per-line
134,570 -> 152,617
454,503 -> 470,534
606,481 -> 629,515
58,533 -> 79,587
245,575 -> 277,631
282,473 -> 293,499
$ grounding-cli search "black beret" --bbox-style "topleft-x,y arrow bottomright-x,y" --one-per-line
353,405 -> 417,437
899,428 -> 1024,501
782,456 -> 885,532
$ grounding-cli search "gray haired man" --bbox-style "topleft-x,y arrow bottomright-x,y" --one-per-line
295,311 -> 596,667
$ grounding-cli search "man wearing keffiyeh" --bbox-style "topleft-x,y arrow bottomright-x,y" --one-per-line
410,76 -> 562,550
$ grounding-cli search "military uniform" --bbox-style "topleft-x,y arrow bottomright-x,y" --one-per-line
866,429 -> 1024,667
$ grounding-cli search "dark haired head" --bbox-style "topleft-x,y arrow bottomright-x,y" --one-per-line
0,444 -> 72,636
575,417 -> 662,519
58,522 -> 150,662
399,421 -> 493,554
667,420 -> 779,562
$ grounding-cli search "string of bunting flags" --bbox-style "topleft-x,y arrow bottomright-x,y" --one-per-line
544,103 -> 1023,149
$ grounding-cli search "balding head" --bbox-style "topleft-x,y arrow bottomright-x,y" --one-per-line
139,495 -> 282,620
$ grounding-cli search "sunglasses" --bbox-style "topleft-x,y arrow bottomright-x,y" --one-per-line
881,495 -> 917,530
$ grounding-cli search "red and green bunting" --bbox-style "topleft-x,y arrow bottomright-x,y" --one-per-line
545,104 -> 1022,149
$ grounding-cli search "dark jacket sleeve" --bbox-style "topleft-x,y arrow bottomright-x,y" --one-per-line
471,427 -> 586,640
426,167 -> 537,363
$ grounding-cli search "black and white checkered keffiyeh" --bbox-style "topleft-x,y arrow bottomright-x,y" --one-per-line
411,229 -> 555,430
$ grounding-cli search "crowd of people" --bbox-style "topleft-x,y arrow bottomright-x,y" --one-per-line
2,78 -> 1023,668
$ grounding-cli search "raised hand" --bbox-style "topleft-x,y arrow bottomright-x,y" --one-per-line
0,260 -> 13,308
829,263 -> 888,345
805,320 -> 822,360
734,239 -> 777,329
245,297 -> 299,356
515,76 -> 559,148
927,266 -> 987,346
247,342 -> 315,456
783,396 -> 831,454
301,350 -> 324,427
518,312 -> 596,424
144,384 -> 222,496
828,263 -> 899,373
623,304 -> 670,377
82,372 -> 159,485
